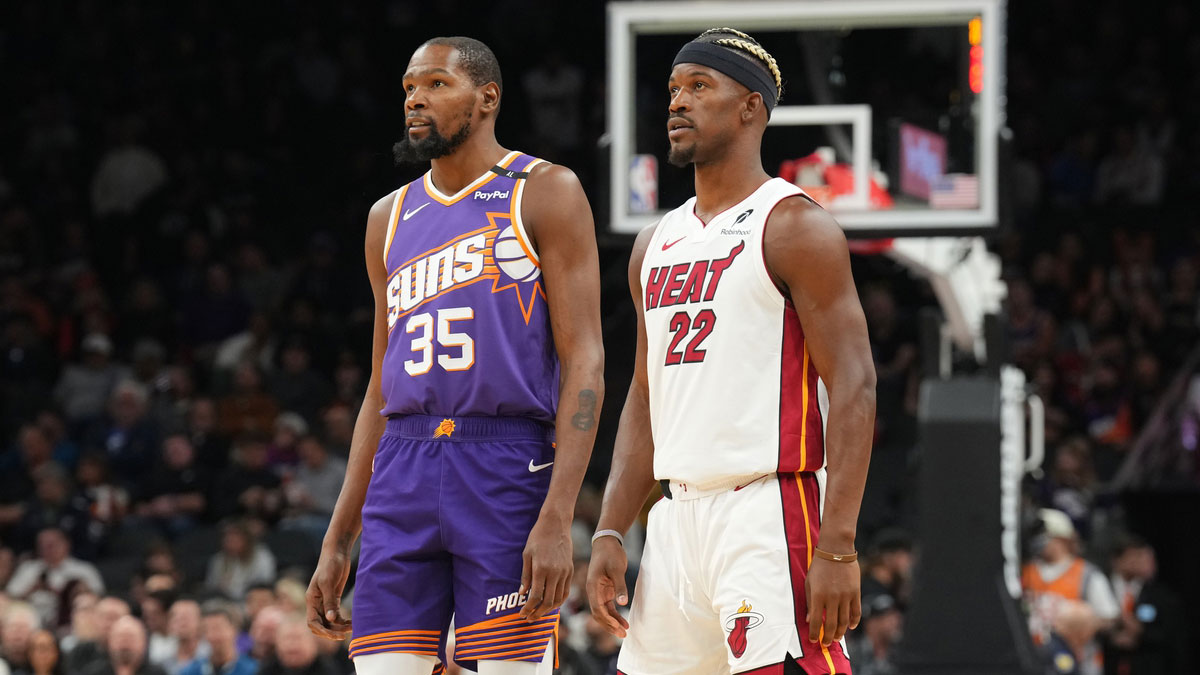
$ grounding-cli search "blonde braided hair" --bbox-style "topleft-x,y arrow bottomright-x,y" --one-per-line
695,28 -> 783,102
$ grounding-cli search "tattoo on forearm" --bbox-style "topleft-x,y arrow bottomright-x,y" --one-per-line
333,531 -> 356,552
571,389 -> 597,431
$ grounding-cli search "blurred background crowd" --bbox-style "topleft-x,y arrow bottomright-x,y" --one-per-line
0,1 -> 1197,674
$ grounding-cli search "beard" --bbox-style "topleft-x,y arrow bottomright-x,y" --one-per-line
667,142 -> 697,167
667,113 -> 699,167
393,117 -> 472,164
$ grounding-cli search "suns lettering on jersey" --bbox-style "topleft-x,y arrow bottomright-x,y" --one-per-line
386,216 -> 545,333
387,232 -> 487,329
385,211 -> 549,381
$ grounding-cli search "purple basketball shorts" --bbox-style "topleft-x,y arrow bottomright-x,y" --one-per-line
348,414 -> 558,669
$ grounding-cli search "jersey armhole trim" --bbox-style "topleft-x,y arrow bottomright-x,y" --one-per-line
511,157 -> 546,267
756,192 -> 809,308
638,216 -> 669,292
383,184 -> 409,264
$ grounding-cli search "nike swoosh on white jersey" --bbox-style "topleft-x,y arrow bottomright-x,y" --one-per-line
528,460 -> 554,473
403,202 -> 431,220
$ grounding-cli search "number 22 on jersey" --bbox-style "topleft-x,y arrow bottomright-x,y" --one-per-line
403,306 -> 475,375
665,309 -> 715,365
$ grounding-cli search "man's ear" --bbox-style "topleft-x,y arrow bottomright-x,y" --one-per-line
742,92 -> 765,125
479,82 -> 501,115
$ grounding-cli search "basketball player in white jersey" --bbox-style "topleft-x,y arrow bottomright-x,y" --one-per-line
586,29 -> 875,674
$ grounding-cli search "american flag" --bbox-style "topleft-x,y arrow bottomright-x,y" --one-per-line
929,174 -> 979,209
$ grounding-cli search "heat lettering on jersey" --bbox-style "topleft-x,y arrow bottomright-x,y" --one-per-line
645,241 -> 745,310
387,233 -> 488,329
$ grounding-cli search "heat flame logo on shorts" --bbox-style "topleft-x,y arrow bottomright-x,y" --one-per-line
434,419 -> 456,438
725,599 -> 765,658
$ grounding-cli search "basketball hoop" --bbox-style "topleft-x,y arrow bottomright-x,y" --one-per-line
848,236 -> 1005,362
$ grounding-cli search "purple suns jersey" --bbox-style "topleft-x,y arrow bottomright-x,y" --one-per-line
379,151 -> 558,423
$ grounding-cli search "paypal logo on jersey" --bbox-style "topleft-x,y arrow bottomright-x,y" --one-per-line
474,190 -> 510,201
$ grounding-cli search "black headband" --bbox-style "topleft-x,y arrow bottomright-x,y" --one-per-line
673,40 -> 778,112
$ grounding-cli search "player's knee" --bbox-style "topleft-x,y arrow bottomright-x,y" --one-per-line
476,660 -> 550,675
476,642 -> 554,675
783,656 -> 848,675
354,651 -> 438,675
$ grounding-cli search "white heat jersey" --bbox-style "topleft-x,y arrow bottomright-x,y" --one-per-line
641,178 -> 830,490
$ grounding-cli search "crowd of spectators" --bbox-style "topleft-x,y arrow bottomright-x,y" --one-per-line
1,1 -> 1198,674
1001,3 -> 1200,672
0,3 -> 606,672
840,2 -> 1200,673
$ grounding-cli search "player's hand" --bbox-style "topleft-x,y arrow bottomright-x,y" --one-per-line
306,545 -> 354,640
520,514 -> 573,620
805,558 -> 861,647
586,536 -> 630,638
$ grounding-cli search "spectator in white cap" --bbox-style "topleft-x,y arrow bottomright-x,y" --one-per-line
53,333 -> 128,429
267,412 -> 307,467
83,380 -> 160,484
1022,508 -> 1118,675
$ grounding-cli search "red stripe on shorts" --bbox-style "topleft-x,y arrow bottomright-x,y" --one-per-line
736,661 -> 785,674
779,472 -> 853,674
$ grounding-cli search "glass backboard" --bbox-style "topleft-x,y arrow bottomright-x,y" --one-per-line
607,0 -> 1006,234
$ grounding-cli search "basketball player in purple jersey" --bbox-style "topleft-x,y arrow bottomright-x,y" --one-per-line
305,37 -> 603,675
587,29 -> 875,674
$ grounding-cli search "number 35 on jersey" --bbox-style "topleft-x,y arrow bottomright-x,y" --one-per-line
385,232 -> 487,376
402,307 -> 474,376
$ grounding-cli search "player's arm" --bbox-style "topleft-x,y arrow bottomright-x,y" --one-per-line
517,164 -> 605,620
586,222 -> 659,638
306,191 -> 394,639
764,197 -> 876,648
